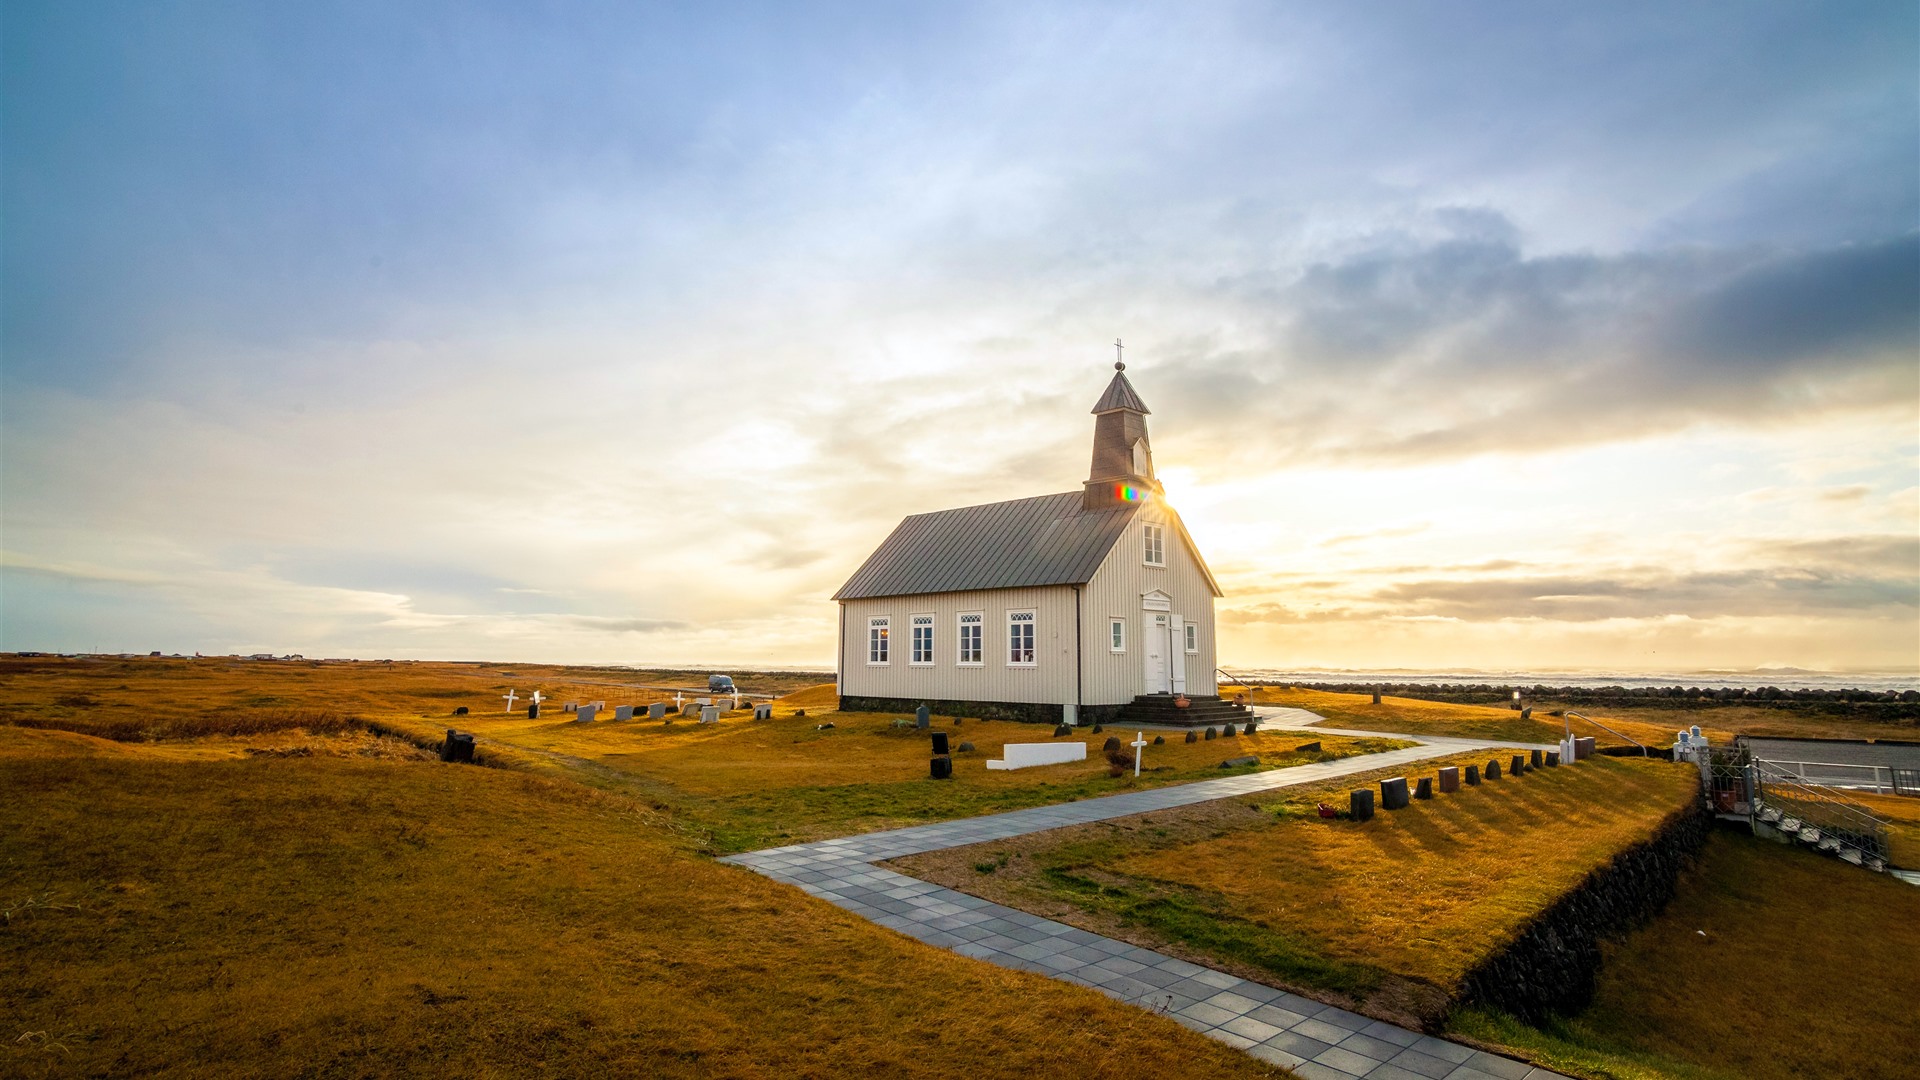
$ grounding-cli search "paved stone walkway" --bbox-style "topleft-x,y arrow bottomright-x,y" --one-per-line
723,710 -> 1571,1079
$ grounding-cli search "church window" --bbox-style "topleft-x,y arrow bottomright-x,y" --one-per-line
957,612 -> 983,665
1109,618 -> 1126,653
1007,610 -> 1036,666
910,614 -> 934,665
1143,524 -> 1165,566
867,617 -> 890,664
1185,623 -> 1199,654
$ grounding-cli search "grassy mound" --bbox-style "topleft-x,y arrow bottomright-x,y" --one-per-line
0,732 -> 1278,1080
891,753 -> 1701,1028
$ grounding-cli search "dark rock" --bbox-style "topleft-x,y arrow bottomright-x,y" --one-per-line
1220,755 -> 1258,768
1184,730 -> 1197,744
1380,776 -> 1410,810
1350,788 -> 1375,821
1439,766 -> 1460,793
1243,722 -> 1257,735
956,742 -> 974,753
1372,689 -> 1382,704
1153,735 -> 1165,745
794,709 -> 807,718
1053,723 -> 1074,737
1531,748 -> 1544,769
1414,777 -> 1434,800
1221,725 -> 1236,738
1204,727 -> 1217,740
454,706 -> 469,716
1296,741 -> 1321,754
440,730 -> 475,764
1512,753 -> 1528,775
527,704 -> 540,719
1102,736 -> 1121,752
1092,724 -> 1104,734
1546,750 -> 1561,767
1487,760 -> 1502,780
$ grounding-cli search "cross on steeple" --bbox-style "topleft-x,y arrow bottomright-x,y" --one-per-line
1115,337 -> 1124,369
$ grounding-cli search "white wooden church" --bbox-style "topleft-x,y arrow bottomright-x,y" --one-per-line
833,359 -> 1250,727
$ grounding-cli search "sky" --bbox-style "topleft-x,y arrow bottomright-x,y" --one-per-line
3,0 -> 1916,673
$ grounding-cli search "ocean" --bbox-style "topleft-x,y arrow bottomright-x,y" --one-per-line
1225,667 -> 1920,693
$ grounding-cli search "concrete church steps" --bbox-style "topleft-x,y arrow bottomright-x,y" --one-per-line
722,723 -> 1570,1080
1116,693 -> 1256,729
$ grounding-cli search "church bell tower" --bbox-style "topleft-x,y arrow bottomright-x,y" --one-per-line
1082,358 -> 1163,512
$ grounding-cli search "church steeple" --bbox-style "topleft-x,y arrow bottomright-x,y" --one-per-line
1082,357 -> 1163,512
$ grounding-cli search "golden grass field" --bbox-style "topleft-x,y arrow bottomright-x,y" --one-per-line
1454,832 -> 1920,1080
0,658 -> 1281,1080
892,752 -> 1702,1030
1230,686 -> 1692,749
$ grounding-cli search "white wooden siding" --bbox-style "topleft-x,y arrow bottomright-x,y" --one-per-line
1080,503 -> 1218,704
839,585 -> 1080,704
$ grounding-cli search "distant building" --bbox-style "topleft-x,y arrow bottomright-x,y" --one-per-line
833,361 -> 1247,727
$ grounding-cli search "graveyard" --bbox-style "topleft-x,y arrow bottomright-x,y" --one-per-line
4,654 -> 1917,1080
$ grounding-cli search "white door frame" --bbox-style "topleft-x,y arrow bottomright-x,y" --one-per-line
1142,591 -> 1174,695
1170,615 -> 1187,694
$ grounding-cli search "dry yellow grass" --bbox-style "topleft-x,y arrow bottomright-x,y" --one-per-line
1236,685 -> 1695,749
1456,831 -> 1920,1080
0,679 -> 1282,1079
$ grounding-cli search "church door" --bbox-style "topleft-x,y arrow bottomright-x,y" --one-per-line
1143,613 -> 1170,694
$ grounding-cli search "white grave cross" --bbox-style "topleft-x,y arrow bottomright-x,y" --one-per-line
530,690 -> 544,706
1131,731 -> 1148,777
503,689 -> 519,712
674,691 -> 684,708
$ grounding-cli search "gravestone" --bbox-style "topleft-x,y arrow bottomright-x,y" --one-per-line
1439,766 -> 1461,793
1546,750 -> 1561,767
441,729 -> 475,763
1296,741 -> 1321,754
454,706 -> 469,716
564,702 -> 578,713
1092,724 -> 1104,734
648,702 -> 667,720
753,704 -> 773,720
681,702 -> 701,717
1380,777 -> 1411,810
1220,755 -> 1258,768
930,756 -> 952,780
1575,736 -> 1596,760
1414,777 -> 1434,800
700,706 -> 719,723
1204,727 -> 1217,740
576,705 -> 597,723
1464,764 -> 1480,786
1486,759 -> 1502,780
1052,723 -> 1074,737
1184,730 -> 1197,744
1530,748 -> 1544,768
1372,689 -> 1382,704
916,705 -> 931,729
1350,788 -> 1375,821
1243,721 -> 1257,735
956,742 -> 974,753
1221,724 -> 1236,738
1512,753 -> 1528,775
528,704 -> 540,719
1102,736 -> 1121,752
932,732 -> 951,755
1521,706 -> 1533,721
1152,735 -> 1165,745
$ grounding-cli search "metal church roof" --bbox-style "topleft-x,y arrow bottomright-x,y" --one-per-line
831,492 -> 1140,601
1090,368 -> 1150,414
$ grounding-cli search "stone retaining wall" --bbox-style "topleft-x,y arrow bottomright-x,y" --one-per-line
1456,796 -> 1711,1024
837,695 -> 1126,726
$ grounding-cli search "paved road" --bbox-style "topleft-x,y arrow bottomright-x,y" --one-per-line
723,708 -> 1571,1080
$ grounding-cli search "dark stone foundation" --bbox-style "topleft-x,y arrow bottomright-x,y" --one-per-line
838,695 -> 1126,726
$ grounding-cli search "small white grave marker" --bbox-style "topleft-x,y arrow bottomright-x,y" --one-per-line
530,690 -> 544,707
503,689 -> 518,712
674,691 -> 684,708
1131,731 -> 1149,777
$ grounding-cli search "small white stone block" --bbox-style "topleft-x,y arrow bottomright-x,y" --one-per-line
986,742 -> 1088,770
699,706 -> 720,723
